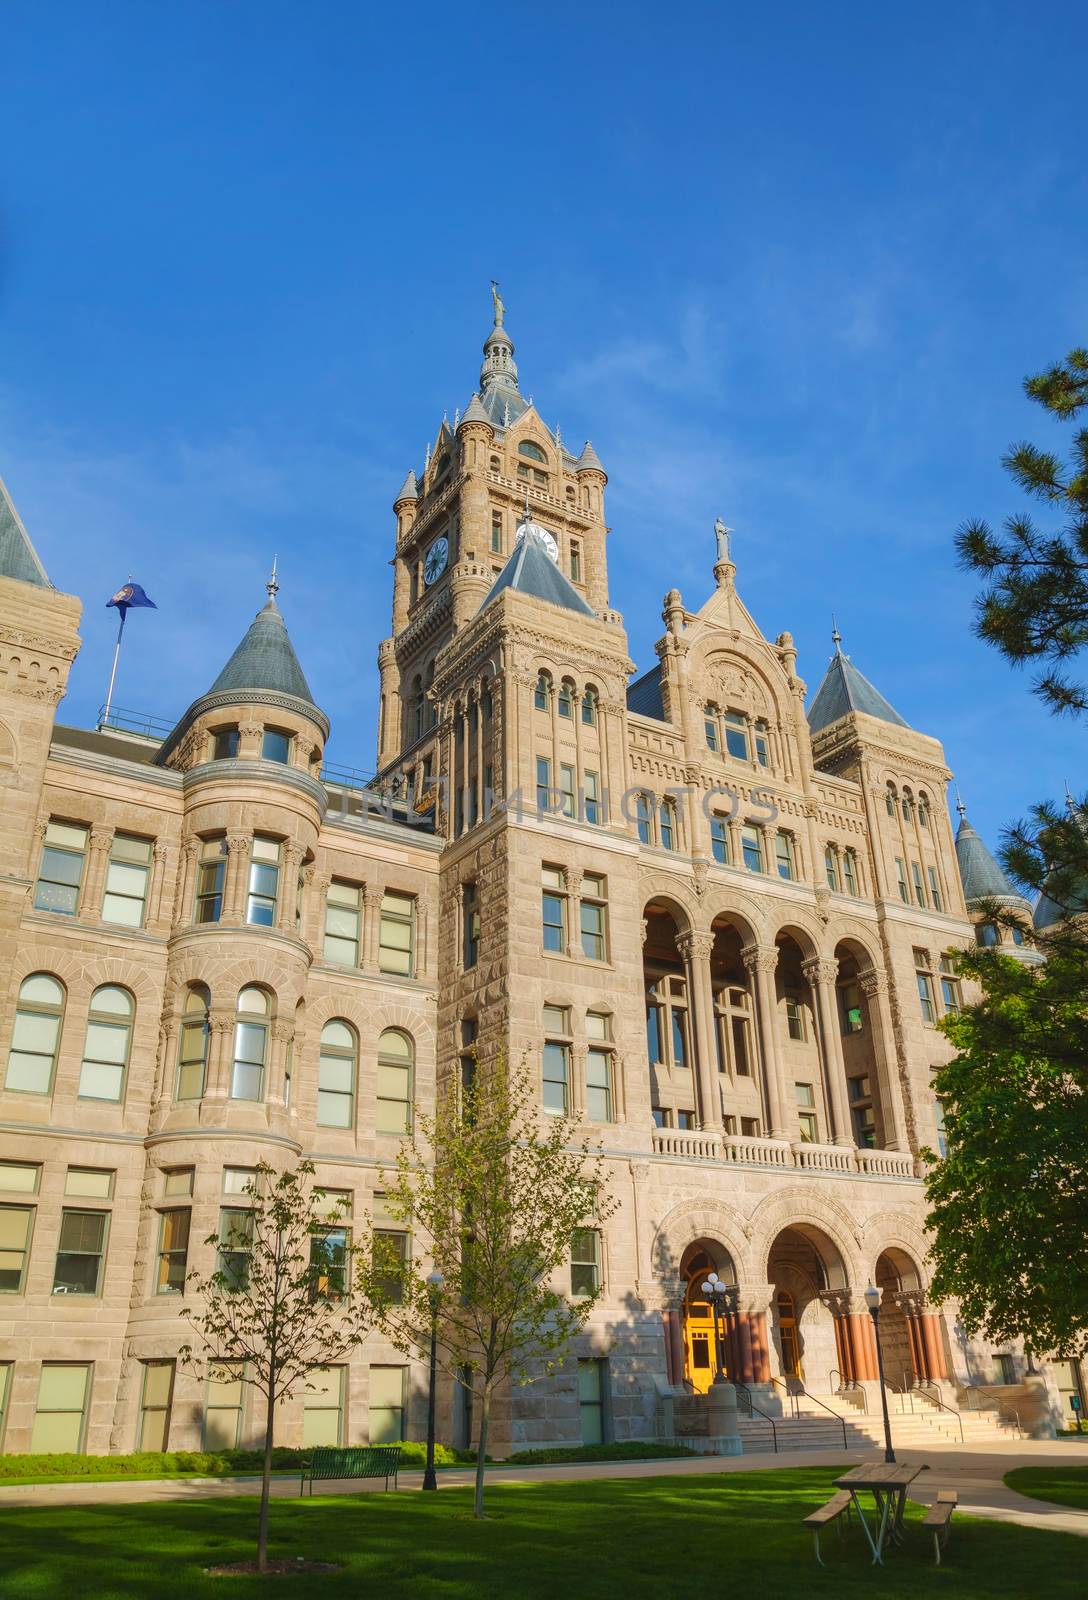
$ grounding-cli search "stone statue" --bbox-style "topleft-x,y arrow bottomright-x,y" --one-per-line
490,279 -> 506,327
714,517 -> 732,563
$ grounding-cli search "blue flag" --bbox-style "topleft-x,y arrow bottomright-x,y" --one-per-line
107,582 -> 157,613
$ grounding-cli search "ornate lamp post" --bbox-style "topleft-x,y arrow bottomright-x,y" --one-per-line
701,1271 -> 737,1383
422,1269 -> 445,1491
864,1282 -> 896,1463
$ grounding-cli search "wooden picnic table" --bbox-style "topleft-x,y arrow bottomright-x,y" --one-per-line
834,1462 -> 925,1565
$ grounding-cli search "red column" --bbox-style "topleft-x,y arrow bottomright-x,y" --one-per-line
906,1313 -> 926,1381
921,1314 -> 948,1380
850,1314 -> 879,1380
750,1313 -> 772,1382
834,1316 -> 854,1383
736,1314 -> 755,1383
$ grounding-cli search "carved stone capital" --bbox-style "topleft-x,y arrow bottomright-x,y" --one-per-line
271,1021 -> 295,1044
676,930 -> 715,962
208,1014 -> 235,1036
89,826 -> 114,852
238,721 -> 263,740
152,840 -> 170,864
363,885 -> 384,910
226,834 -> 251,855
741,943 -> 779,975
858,967 -> 887,998
801,956 -> 840,987
283,843 -> 306,869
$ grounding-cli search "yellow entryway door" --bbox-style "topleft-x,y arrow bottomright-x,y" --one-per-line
777,1290 -> 803,1380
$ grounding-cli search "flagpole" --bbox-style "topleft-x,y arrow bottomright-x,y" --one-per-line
102,606 -> 128,727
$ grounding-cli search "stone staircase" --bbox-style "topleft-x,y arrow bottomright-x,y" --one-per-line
736,1390 -> 1016,1454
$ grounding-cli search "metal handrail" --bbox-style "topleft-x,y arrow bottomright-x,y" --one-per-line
769,1375 -> 848,1447
915,1380 -> 965,1442
733,1381 -> 779,1453
829,1368 -> 869,1412
965,1390 -> 1022,1438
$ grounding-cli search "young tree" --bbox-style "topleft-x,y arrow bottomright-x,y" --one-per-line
925,936 -> 1088,1355
356,1055 -> 616,1519
956,346 -> 1088,717
181,1161 -> 369,1573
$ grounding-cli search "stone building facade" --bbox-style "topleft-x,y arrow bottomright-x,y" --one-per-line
0,297 -> 1079,1458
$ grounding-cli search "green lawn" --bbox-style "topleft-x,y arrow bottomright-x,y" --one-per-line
1005,1464 -> 1088,1512
0,1469 -> 1085,1599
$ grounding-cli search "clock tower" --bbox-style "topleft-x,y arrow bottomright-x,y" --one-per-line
375,290 -> 614,791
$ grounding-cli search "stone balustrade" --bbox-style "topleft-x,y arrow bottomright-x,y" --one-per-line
651,1128 -> 918,1179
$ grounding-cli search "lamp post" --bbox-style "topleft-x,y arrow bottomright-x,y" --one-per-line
422,1269 -> 445,1491
701,1272 -> 736,1383
864,1283 -> 896,1463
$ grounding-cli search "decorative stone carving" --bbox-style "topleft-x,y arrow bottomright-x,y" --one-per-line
801,957 -> 839,987
676,931 -> 714,962
741,944 -> 778,975
858,967 -> 887,998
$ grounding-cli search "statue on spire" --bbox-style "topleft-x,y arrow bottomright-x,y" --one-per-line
490,279 -> 506,327
714,517 -> 732,563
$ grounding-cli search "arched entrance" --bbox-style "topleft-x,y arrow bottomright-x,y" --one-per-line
767,1224 -> 848,1393
680,1241 -> 735,1394
874,1249 -> 946,1386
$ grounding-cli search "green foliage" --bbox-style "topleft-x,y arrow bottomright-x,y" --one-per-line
356,1053 -> 616,1517
0,1442 -> 479,1483
956,346 -> 1088,717
925,939 -> 1088,1355
505,1440 -> 699,1464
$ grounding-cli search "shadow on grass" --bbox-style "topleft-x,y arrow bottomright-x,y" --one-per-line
1,1468 -> 1085,1600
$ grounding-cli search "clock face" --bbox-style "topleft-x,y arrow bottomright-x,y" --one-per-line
537,528 -> 559,563
424,536 -> 449,585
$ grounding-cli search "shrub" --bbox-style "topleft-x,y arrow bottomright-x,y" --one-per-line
0,1442 -> 477,1481
505,1440 -> 699,1465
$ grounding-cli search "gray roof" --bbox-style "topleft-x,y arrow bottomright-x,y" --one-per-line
0,475 -> 50,588
627,665 -> 666,720
460,393 -> 491,427
478,382 -> 529,430
395,470 -> 418,502
209,596 -> 318,705
577,440 -> 605,474
807,646 -> 909,732
955,814 -> 1023,905
478,525 -> 597,618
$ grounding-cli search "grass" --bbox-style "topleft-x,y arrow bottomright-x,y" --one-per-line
0,1442 -> 475,1487
1005,1464 -> 1088,1512
0,1468 -> 1084,1599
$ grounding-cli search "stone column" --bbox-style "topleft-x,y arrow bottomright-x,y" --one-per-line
148,839 -> 170,928
205,1012 -> 235,1105
677,931 -> 721,1131
570,1043 -> 587,1117
279,844 -> 305,934
858,967 -> 910,1152
175,835 -> 200,928
802,956 -> 853,1146
268,1019 -> 294,1107
475,691 -> 486,825
363,885 -> 384,971
223,834 -> 251,923
305,872 -> 330,957
565,869 -> 584,960
742,944 -> 789,1139
82,825 -> 114,919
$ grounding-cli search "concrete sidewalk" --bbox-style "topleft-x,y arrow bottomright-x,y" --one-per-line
1,1437 -> 1085,1538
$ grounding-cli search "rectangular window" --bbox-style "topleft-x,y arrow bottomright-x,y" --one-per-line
914,948 -> 936,1024
710,814 -> 729,865
0,1205 -> 33,1293
217,1208 -> 253,1290
570,1228 -> 601,1296
559,763 -> 576,818
536,756 -> 552,812
569,540 -> 582,582
543,1039 -> 570,1116
33,820 -> 88,916
304,1367 -> 345,1446
939,955 -> 961,1014
825,846 -> 840,891
928,866 -> 942,912
223,1167 -> 257,1196
65,1168 -> 114,1198
740,1116 -> 760,1137
52,1210 -> 108,1297
584,770 -> 602,825
841,981 -> 864,1034
310,1227 -> 350,1302
379,892 -> 415,977
32,1364 -> 91,1453
194,836 -> 227,924
491,511 -> 503,553
204,1361 -> 246,1450
369,1365 -> 405,1444
843,850 -> 859,897
541,867 -> 565,954
848,1074 -> 875,1148
933,1096 -> 947,1158
705,711 -> 720,751
139,1360 -> 175,1452
373,1195 -> 410,1304
163,1168 -> 194,1197
724,711 -> 749,761
652,1106 -> 670,1127
580,874 -> 608,962
775,831 -> 795,881
659,799 -> 677,851
246,835 -> 281,926
677,1109 -> 695,1130
895,857 -> 910,903
754,723 -> 770,767
0,1163 -> 40,1193
578,1357 -> 608,1445
211,728 -> 240,760
741,826 -> 763,873
635,792 -> 654,845
996,1354 -> 1017,1385
156,1209 -> 191,1294
261,729 -> 292,763
324,881 -> 361,965
102,834 -> 153,927
795,1083 -> 818,1143
785,997 -> 806,1042
462,881 -> 480,969
911,861 -> 927,907
586,1044 -> 614,1123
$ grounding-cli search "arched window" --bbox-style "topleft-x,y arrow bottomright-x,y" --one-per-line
581,687 -> 598,726
704,704 -> 720,752
659,798 -> 678,851
176,985 -> 210,1101
902,786 -> 915,822
635,792 -> 654,845
824,844 -> 841,891
318,1019 -> 357,1128
754,719 -> 770,768
558,679 -> 574,719
434,453 -> 451,481
5,973 -> 65,1094
534,672 -> 551,712
918,791 -> 930,827
885,782 -> 898,817
489,454 -> 500,472
843,849 -> 859,897
231,987 -> 269,1101
518,440 -> 547,463
376,1029 -> 413,1135
78,986 -> 134,1102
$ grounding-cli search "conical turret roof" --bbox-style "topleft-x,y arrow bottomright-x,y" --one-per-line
0,474 -> 51,588
808,639 -> 909,732
395,470 -> 418,503
478,517 -> 596,619
954,810 -> 1024,906
209,595 -> 317,705
576,440 -> 606,474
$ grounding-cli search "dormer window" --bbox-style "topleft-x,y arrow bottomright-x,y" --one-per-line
518,440 -> 547,463
261,729 -> 292,764
211,727 -> 240,761
434,453 -> 451,483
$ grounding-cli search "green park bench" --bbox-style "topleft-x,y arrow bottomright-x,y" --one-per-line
299,1445 -> 402,1494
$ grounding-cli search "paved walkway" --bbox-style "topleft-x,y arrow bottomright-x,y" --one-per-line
2,1437 -> 1085,1537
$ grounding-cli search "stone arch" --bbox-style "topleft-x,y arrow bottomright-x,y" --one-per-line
650,1197 -> 755,1293
771,917 -> 822,961
862,1212 -> 932,1293
749,1187 -> 864,1288
0,718 -> 16,769
639,874 -> 700,932
704,900 -> 762,946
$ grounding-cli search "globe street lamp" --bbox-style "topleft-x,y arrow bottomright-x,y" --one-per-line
422,1269 -> 445,1491
864,1282 -> 896,1463
701,1271 -> 737,1383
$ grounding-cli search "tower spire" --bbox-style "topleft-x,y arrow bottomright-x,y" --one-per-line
267,555 -> 279,602
831,614 -> 842,651
480,282 -> 519,400
955,788 -> 967,821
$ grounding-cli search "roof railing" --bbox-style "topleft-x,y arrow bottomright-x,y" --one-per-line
95,705 -> 175,740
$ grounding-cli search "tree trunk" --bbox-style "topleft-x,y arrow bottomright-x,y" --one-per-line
257,1381 -> 276,1573
474,1386 -> 490,1520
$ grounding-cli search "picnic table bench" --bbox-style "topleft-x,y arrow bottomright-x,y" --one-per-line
922,1490 -> 957,1564
299,1445 -> 402,1494
803,1489 -> 854,1565
832,1461 -> 926,1565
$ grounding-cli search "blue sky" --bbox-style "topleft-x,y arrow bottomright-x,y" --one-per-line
2,1 -> 1085,851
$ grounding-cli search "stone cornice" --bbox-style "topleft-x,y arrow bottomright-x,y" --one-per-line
182,760 -> 329,815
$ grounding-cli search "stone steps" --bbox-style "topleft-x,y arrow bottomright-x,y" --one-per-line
735,1401 -> 1014,1454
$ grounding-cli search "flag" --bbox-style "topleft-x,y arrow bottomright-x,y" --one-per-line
107,582 -> 157,614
